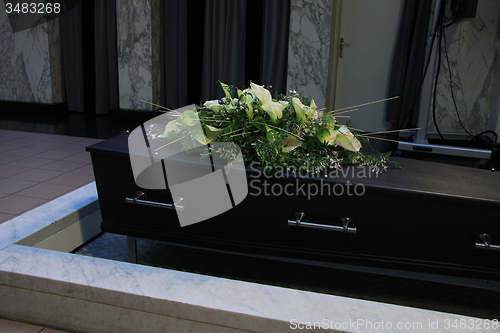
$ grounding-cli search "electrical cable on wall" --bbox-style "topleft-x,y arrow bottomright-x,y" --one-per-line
430,0 -> 498,148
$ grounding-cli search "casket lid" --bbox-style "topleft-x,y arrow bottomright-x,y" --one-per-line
87,134 -> 500,205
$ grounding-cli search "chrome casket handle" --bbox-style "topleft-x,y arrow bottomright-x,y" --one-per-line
125,191 -> 184,211
475,233 -> 500,251
287,212 -> 356,234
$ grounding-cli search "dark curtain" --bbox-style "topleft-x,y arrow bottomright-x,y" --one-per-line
160,0 -> 189,109
201,0 -> 247,101
60,0 -> 85,112
260,0 -> 290,96
59,0 -> 290,112
94,0 -> 119,114
385,0 -> 432,129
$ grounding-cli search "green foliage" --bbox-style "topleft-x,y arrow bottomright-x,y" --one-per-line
156,82 -> 395,173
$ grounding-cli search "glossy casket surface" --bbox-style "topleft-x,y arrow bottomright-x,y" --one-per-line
87,134 -> 500,282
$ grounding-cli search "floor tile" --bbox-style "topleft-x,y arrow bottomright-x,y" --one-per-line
7,156 -> 54,168
0,136 -> 16,144
0,165 -> 31,177
0,212 -> 15,223
47,135 -> 87,144
62,151 -> 92,164
29,140 -> 69,150
57,142 -> 93,153
3,137 -> 41,147
0,154 -> 25,164
0,178 -> 38,194
0,195 -> 46,215
71,164 -> 94,175
33,149 -> 79,160
0,144 -> 19,154
15,183 -> 74,200
46,172 -> 94,187
28,133 -> 65,141
11,169 -> 64,182
39,160 -> 87,172
0,318 -> 43,333
6,146 -> 48,157
79,138 -> 104,145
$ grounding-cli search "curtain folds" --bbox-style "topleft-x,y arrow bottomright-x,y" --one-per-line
161,0 -> 189,109
385,0 -> 432,129
59,0 -> 85,112
94,0 -> 119,114
59,0 -> 291,112
260,0 -> 290,96
201,0 -> 247,101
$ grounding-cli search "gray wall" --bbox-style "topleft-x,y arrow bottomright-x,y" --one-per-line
0,1 -> 63,104
429,0 -> 500,135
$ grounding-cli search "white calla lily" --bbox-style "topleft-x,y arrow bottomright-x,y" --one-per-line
250,82 -> 283,124
322,126 -> 361,152
336,126 -> 362,152
203,100 -> 222,111
292,97 -> 307,122
292,97 -> 318,122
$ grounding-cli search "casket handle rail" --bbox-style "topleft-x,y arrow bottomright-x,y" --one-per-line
288,212 -> 356,234
125,191 -> 185,211
475,233 -> 500,251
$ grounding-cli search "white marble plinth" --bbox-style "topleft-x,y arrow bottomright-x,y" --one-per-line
0,183 -> 497,333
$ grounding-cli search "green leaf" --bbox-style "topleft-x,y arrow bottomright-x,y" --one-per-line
252,116 -> 269,132
322,113 -> 336,130
180,110 -> 199,126
204,125 -> 223,141
158,119 -> 179,138
279,135 -> 302,152
192,129 -> 207,145
317,127 -> 331,144
219,82 -> 232,101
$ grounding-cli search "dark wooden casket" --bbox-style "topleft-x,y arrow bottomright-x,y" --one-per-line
87,134 -> 500,283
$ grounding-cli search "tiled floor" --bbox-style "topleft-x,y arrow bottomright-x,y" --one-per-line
0,129 -> 102,333
0,129 -> 101,225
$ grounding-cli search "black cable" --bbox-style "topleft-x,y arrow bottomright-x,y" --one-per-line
432,5 -> 446,142
442,21 -> 474,137
398,0 -> 499,149
399,1 -> 446,133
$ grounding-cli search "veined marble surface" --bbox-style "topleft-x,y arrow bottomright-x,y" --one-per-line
0,183 -> 497,332
0,0 -> 55,103
0,183 -> 98,251
116,0 -> 156,110
287,0 -> 332,109
429,0 -> 500,134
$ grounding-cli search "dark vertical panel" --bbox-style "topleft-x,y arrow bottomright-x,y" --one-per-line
94,0 -> 119,114
161,0 -> 189,109
201,0 -> 247,101
260,0 -> 290,96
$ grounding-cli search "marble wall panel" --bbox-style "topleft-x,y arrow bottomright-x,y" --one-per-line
117,0 -> 158,111
0,1 -> 60,104
428,0 -> 500,134
287,0 -> 332,109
